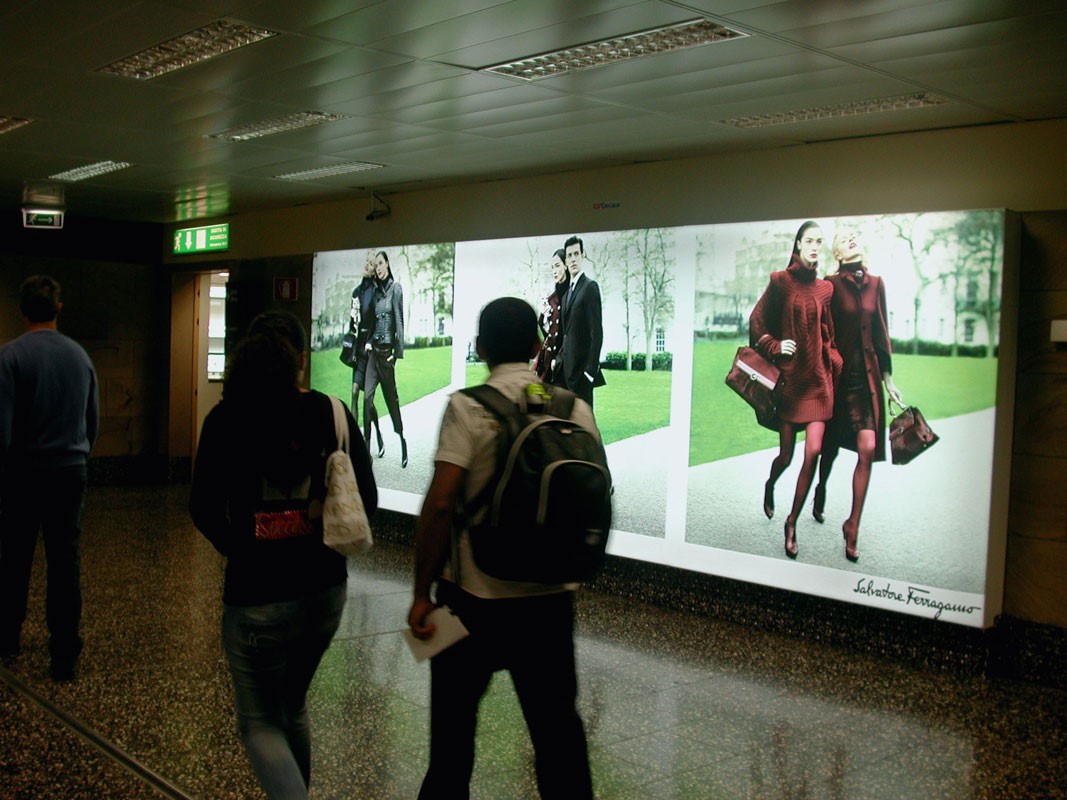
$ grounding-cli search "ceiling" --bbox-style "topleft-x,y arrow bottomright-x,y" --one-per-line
1,0 -> 1065,224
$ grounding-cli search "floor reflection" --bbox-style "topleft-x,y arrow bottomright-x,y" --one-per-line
1,485 -> 1065,799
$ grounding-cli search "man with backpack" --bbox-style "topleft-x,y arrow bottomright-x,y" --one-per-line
408,297 -> 602,800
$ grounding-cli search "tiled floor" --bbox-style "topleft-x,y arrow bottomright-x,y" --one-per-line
2,485 -> 1067,799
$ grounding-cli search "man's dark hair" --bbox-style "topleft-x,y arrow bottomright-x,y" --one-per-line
19,275 -> 62,323
478,297 -> 539,366
564,235 -> 584,255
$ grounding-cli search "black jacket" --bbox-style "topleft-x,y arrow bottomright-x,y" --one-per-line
189,390 -> 377,605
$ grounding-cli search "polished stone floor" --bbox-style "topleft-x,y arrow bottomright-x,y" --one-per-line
2,485 -> 1066,799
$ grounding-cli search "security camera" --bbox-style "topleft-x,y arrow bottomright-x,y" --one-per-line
365,192 -> 390,222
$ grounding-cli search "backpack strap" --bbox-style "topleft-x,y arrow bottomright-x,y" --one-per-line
460,384 -> 524,437
542,385 -> 576,419
457,383 -> 525,533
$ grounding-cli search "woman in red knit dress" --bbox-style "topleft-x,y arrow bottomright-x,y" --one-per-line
749,221 -> 842,558
813,228 -> 904,562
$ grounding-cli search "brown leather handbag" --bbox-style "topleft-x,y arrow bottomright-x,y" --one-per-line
889,401 -> 939,465
725,346 -> 780,431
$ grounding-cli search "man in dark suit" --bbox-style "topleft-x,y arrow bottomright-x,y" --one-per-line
558,235 -> 606,407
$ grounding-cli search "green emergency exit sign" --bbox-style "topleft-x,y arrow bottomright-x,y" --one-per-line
173,223 -> 229,254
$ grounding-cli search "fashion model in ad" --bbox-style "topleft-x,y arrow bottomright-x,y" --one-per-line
748,221 -> 842,558
364,250 -> 408,468
350,252 -> 384,456
816,227 -> 904,562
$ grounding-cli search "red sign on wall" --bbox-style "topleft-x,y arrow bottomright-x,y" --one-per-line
274,277 -> 298,302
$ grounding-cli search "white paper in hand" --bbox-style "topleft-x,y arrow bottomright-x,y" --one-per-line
403,606 -> 470,662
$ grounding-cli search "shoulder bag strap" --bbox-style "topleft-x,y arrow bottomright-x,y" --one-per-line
328,395 -> 349,453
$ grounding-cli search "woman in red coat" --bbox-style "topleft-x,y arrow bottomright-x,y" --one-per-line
750,221 -> 842,558
813,228 -> 903,561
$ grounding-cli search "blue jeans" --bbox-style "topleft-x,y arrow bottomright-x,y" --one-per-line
222,582 -> 346,800
0,464 -> 87,663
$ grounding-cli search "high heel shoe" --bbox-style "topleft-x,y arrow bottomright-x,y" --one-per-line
375,424 -> 385,458
843,521 -> 859,562
812,484 -> 826,524
400,436 -> 408,469
763,480 -> 775,519
784,519 -> 798,559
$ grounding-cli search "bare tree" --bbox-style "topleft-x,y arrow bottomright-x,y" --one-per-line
881,214 -> 955,354
599,232 -> 637,368
616,228 -> 675,365
939,211 -> 1002,357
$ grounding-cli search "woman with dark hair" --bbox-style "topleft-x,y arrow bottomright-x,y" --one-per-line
813,227 -> 903,562
749,221 -> 842,559
189,311 -> 377,800
533,248 -> 569,383
364,250 -> 408,467
350,252 -> 384,456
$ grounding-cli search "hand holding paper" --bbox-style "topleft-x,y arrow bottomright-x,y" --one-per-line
403,606 -> 470,662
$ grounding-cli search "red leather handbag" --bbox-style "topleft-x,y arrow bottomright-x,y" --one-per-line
889,401 -> 939,465
725,346 -> 780,431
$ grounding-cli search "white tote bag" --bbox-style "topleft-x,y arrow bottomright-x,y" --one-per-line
322,396 -> 373,556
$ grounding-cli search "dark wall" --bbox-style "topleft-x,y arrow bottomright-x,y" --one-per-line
0,216 -> 170,482
2,213 -> 163,262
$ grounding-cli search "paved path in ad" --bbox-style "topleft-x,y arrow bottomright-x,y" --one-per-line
362,384 -> 672,535
685,409 -> 996,593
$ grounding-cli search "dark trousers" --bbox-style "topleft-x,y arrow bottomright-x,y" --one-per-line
0,464 -> 87,660
418,584 -> 593,800
559,358 -> 595,408
364,349 -> 404,435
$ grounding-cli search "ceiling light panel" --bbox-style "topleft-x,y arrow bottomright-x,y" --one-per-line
97,20 -> 278,80
207,111 -> 349,142
720,93 -> 949,128
276,162 -> 384,181
483,19 -> 747,81
0,116 -> 33,135
49,160 -> 133,181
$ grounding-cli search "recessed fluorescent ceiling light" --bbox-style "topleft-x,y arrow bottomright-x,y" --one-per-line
276,162 -> 384,181
97,20 -> 277,80
49,160 -> 132,181
720,92 -> 949,128
0,116 -> 33,134
207,111 -> 348,142
483,18 -> 746,80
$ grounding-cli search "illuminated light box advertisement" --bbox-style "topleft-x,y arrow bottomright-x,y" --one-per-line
311,244 -> 456,505
310,210 -> 1013,627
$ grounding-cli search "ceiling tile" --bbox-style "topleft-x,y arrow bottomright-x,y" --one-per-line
0,0 -> 1062,222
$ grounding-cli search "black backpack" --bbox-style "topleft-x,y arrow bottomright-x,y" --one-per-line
459,382 -> 612,583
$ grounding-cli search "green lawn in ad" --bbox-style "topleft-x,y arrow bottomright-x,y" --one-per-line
689,339 -> 998,466
464,364 -> 672,446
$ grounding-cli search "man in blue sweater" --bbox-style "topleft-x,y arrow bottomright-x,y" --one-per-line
0,275 -> 98,680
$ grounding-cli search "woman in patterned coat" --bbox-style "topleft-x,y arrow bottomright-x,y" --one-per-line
749,221 -> 842,559
364,250 -> 408,467
533,249 -> 569,383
